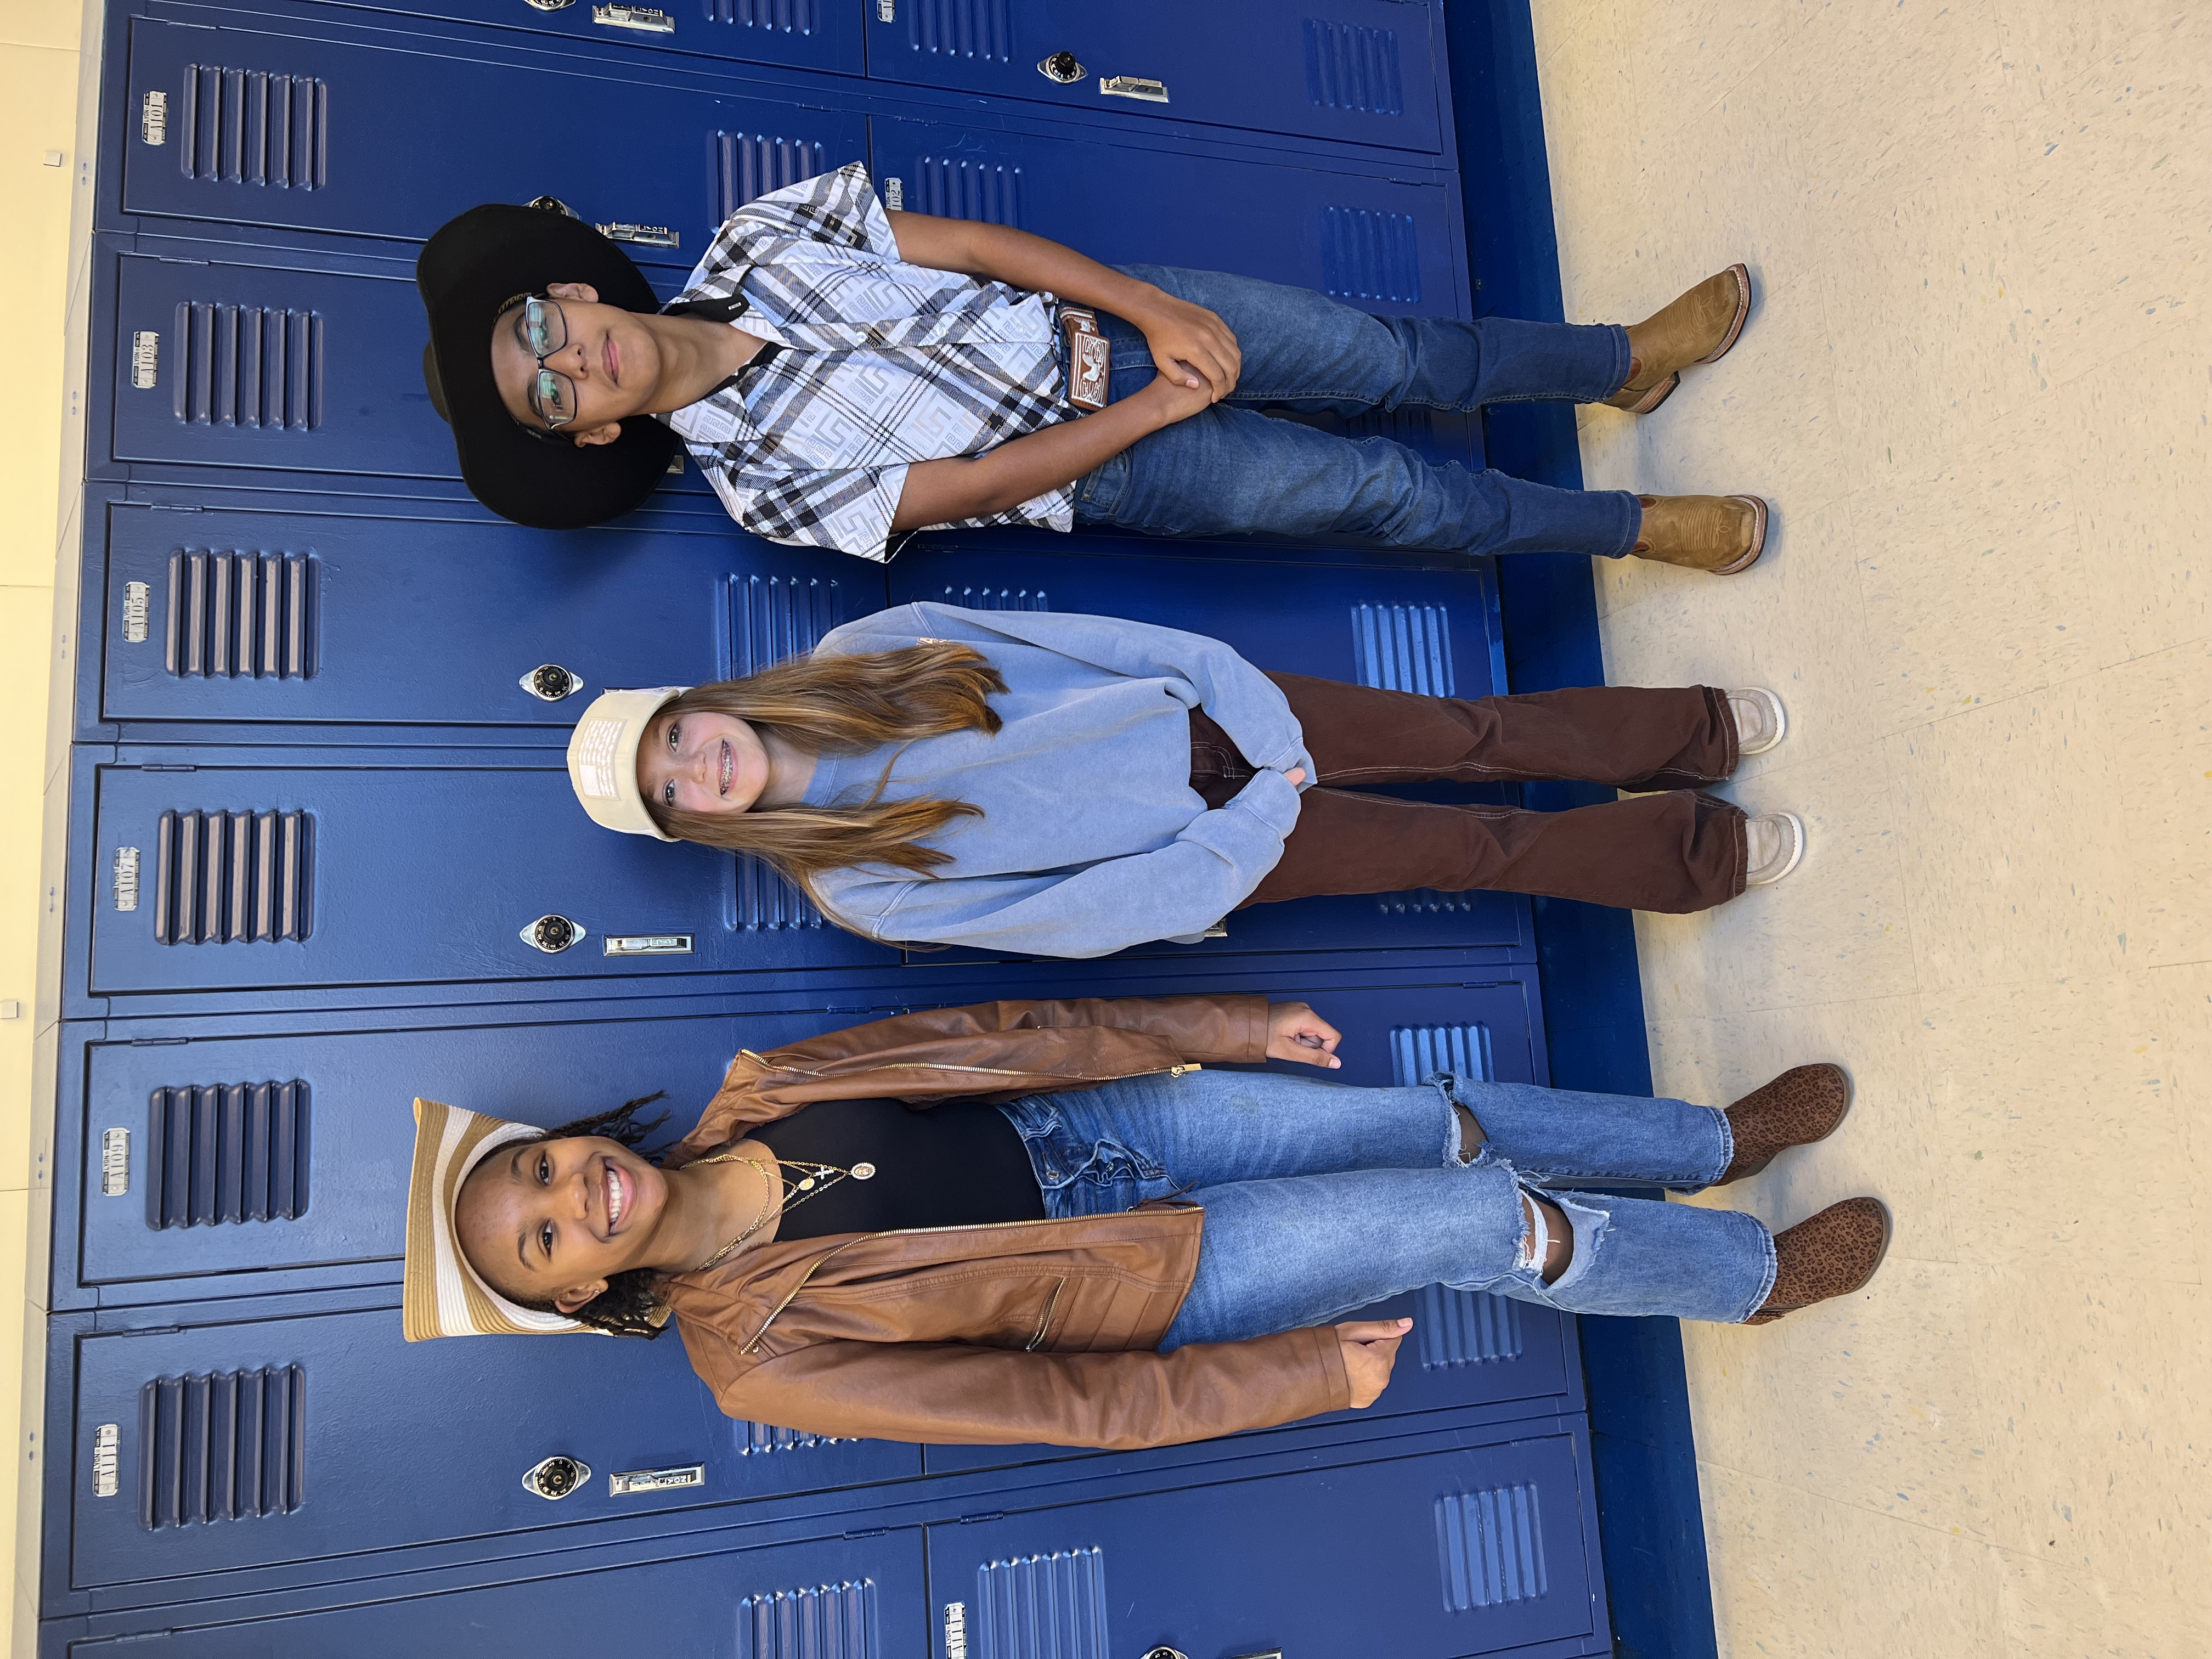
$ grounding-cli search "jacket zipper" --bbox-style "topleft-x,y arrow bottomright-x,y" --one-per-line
1026,1278 -> 1066,1351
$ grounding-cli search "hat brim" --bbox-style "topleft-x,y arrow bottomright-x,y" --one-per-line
403,1097 -> 591,1341
417,204 -> 680,531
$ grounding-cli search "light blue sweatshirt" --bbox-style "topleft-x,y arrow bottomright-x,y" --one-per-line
802,603 -> 1313,957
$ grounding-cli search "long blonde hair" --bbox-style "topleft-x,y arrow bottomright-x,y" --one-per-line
645,642 -> 1006,900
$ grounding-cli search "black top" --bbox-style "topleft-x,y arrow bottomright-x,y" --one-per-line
747,1097 -> 1046,1242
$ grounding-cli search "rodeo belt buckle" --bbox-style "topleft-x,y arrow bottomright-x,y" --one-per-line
1058,306 -> 1109,411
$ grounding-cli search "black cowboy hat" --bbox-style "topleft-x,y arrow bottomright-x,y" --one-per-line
417,201 -> 679,531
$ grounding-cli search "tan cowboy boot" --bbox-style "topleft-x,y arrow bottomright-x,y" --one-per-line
1743,1197 -> 1892,1324
1631,493 -> 1769,573
1717,1064 -> 1852,1183
1605,263 -> 1753,414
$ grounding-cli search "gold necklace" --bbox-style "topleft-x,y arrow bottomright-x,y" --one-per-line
685,1148 -> 875,1273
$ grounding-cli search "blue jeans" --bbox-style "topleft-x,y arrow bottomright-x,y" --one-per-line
1072,266 -> 1643,558
998,1068 -> 1777,1342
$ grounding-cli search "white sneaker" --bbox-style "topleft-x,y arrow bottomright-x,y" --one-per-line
1743,811 -> 1805,885
1726,687 -> 1787,756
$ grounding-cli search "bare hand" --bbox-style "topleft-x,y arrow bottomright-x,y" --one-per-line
1133,289 -> 1242,399
1138,369 -> 1214,426
1267,1001 -> 1342,1069
1337,1318 -> 1410,1408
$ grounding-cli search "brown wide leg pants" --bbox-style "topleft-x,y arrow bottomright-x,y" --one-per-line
1190,674 -> 1748,916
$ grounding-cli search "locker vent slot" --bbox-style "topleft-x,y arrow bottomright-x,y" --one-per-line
736,853 -> 825,932
1415,1285 -> 1523,1368
935,584 -> 1048,612
1352,602 -> 1455,697
146,1080 -> 311,1228
165,551 -> 319,678
177,65 -> 328,188
150,809 -> 315,944
1303,18 -> 1404,115
905,0 -> 1009,61
973,1548 -> 1109,1659
1389,1022 -> 1493,1086
714,133 -> 828,224
1321,206 -> 1422,306
1374,889 -> 1479,917
737,1420 -> 851,1454
912,156 -> 1021,227
138,1364 -> 306,1530
168,303 -> 324,429
1435,1485 -> 1548,1610
725,569 -> 843,933
732,572 -> 843,673
704,0 -> 815,33
736,1579 -> 876,1659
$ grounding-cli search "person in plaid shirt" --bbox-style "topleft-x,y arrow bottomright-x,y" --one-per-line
418,163 -> 1766,572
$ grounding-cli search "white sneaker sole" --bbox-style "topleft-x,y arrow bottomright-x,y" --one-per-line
1729,686 -> 1788,756
1744,810 -> 1806,887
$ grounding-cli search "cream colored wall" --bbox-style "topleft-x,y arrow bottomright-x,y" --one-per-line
1535,2 -> 2208,1655
3,0 -> 89,1647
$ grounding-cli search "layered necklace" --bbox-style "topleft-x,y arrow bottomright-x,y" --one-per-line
685,1147 -> 876,1274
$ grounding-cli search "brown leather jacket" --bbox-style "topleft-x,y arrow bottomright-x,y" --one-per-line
656,995 -> 1352,1448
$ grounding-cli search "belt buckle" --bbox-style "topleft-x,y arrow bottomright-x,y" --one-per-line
1058,305 -> 1109,411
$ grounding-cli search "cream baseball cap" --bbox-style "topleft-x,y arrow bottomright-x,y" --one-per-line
403,1097 -> 591,1341
566,686 -> 687,839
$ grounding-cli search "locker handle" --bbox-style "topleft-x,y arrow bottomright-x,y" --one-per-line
1101,75 -> 1171,104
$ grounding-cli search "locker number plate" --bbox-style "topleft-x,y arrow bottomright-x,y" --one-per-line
1100,75 -> 1169,103
93,1424 -> 120,1497
123,580 -> 151,643
112,847 -> 140,912
603,933 -> 693,956
592,4 -> 673,30
131,332 -> 159,390
100,1128 -> 131,1197
608,1463 -> 704,1496
140,91 -> 167,145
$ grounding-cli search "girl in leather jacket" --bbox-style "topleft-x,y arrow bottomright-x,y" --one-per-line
403,994 -> 1886,1449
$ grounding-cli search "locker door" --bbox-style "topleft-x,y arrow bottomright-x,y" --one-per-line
927,1437 -> 1601,1659
120,18 -> 864,260
66,1532 -> 925,1656
886,544 -> 1530,956
317,0 -> 865,76
65,1300 -> 922,1583
927,978 -> 1570,1476
93,501 -> 880,735
71,1006 -> 894,1294
86,757 -> 895,995
871,114 -> 1459,316
866,0 -> 1444,156
65,1533 -> 924,1656
101,244 -> 719,501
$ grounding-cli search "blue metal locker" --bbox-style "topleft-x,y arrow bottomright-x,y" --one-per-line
869,112 -> 1461,317
82,752 -> 899,995
58,1527 -> 928,1655
866,0 -> 1447,156
926,1435 -> 1604,1659
307,0 -> 867,75
69,1005 -> 885,1299
116,13 -> 868,261
88,501 -> 873,737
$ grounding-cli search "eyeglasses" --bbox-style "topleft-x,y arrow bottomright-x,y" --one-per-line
502,294 -> 579,432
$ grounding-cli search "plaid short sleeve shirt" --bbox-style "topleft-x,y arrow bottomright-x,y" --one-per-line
657,163 -> 1077,561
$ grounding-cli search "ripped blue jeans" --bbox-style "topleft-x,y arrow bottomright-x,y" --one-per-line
998,1068 -> 1777,1342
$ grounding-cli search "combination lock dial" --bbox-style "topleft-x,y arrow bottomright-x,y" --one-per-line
521,914 -> 584,953
522,1455 -> 590,1499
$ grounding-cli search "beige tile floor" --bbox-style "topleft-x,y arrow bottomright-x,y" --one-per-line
1530,2 -> 2210,1653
